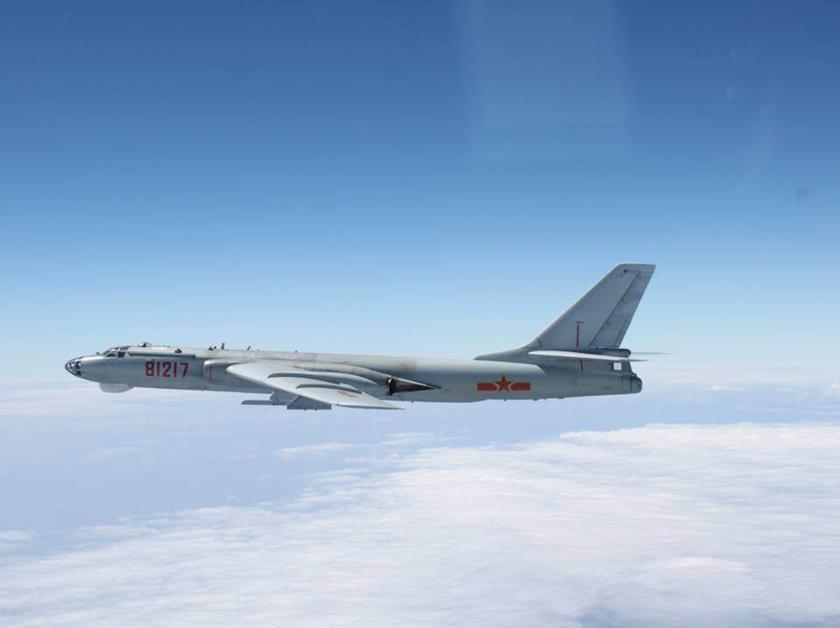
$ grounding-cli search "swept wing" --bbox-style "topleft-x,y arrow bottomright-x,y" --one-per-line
226,361 -> 400,410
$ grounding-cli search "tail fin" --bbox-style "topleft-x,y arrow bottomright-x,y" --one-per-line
530,263 -> 655,351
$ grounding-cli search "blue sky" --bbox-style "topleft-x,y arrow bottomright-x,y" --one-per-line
1,0 -> 839,377
2,3 -> 840,625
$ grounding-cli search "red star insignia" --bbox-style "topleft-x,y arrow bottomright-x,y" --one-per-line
496,375 -> 511,391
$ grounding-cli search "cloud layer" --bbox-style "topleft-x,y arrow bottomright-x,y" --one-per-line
2,423 -> 840,627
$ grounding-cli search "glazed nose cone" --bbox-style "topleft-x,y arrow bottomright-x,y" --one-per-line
65,357 -> 83,377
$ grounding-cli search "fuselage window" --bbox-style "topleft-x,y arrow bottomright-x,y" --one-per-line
611,362 -> 623,372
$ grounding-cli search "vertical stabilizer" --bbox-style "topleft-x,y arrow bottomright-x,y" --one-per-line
530,263 -> 655,351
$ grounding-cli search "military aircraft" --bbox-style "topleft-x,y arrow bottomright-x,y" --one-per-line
65,263 -> 655,410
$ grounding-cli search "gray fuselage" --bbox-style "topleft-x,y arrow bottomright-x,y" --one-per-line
65,344 -> 642,405
65,264 -> 654,409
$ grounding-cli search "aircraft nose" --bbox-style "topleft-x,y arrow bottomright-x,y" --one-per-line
65,357 -> 83,377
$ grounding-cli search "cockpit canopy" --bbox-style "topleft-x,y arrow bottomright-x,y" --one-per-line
100,342 -> 183,358
102,346 -> 129,358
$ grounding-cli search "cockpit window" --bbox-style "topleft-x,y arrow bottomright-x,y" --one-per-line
103,347 -> 128,358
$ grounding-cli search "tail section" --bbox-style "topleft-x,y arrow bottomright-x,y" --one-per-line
531,263 -> 655,351
476,263 -> 655,360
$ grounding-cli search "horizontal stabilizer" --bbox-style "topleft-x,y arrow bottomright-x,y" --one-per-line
528,350 -> 645,362
629,352 -> 671,356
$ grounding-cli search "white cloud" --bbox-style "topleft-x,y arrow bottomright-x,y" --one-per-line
1,423 -> 840,627
0,380 -> 212,420
0,530 -> 31,553
274,441 -> 361,459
